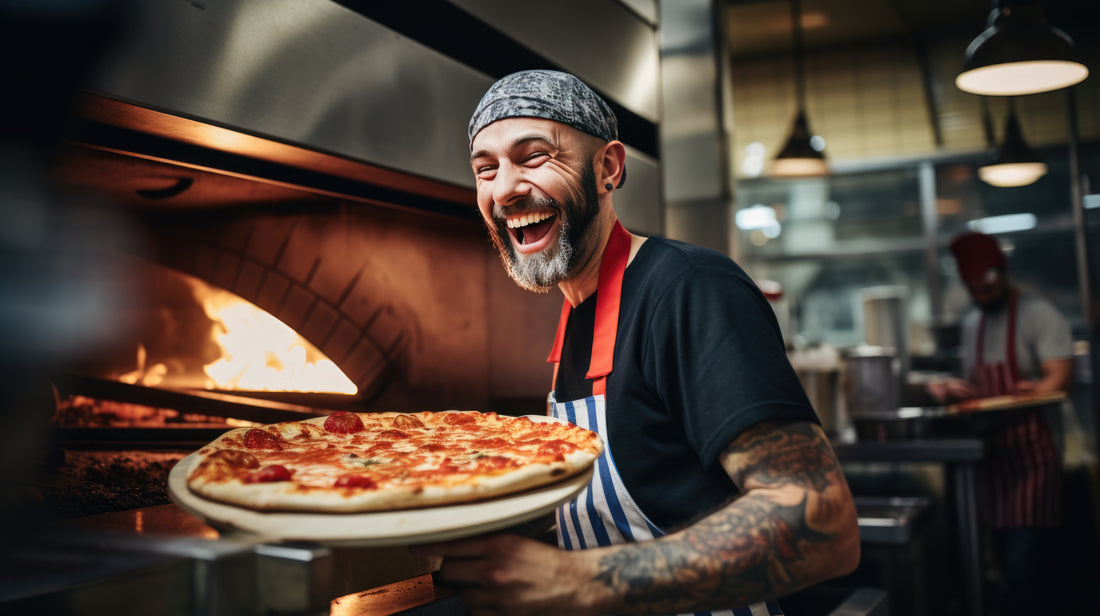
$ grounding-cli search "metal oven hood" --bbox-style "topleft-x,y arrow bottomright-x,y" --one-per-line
73,0 -> 662,228
86,0 -> 488,193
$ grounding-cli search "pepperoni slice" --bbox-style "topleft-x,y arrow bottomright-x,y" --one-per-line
538,440 -> 575,455
245,464 -> 292,483
324,411 -> 365,434
243,429 -> 283,450
334,474 -> 378,489
393,414 -> 425,430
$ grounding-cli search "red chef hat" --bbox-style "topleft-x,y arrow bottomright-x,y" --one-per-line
949,231 -> 1006,283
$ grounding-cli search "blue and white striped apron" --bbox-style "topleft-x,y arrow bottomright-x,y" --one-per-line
546,221 -> 782,616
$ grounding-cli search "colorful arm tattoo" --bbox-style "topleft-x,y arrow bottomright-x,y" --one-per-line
593,421 -> 853,613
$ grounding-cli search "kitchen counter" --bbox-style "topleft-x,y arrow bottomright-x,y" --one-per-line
833,437 -> 983,463
3,504 -> 439,615
834,437 -> 985,616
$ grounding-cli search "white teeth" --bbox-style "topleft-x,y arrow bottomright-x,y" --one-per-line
507,211 -> 553,229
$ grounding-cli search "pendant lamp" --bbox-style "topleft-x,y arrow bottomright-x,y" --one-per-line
956,0 -> 1088,96
978,99 -> 1047,187
771,0 -> 828,177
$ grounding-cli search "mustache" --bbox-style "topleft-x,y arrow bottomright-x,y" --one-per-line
491,194 -> 562,222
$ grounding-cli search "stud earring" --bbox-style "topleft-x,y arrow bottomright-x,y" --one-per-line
605,183 -> 613,191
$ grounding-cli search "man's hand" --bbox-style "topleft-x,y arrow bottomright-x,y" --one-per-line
927,377 -> 980,403
415,533 -> 601,616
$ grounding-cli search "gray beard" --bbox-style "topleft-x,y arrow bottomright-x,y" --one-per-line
490,171 -> 601,293
503,217 -> 574,293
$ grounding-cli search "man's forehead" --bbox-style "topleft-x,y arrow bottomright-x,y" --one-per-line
470,117 -> 569,154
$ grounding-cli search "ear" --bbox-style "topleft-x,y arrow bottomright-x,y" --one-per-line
596,140 -> 627,192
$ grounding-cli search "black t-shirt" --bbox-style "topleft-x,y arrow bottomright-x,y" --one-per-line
555,236 -> 818,532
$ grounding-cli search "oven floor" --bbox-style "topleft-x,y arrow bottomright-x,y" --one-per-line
26,449 -> 190,519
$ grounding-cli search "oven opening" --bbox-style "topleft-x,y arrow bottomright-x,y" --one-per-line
50,252 -> 363,437
106,262 -> 357,395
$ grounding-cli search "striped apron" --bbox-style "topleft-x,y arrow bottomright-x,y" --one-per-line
973,289 -> 1061,527
546,221 -> 782,616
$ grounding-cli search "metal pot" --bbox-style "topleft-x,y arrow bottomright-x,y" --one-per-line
843,345 -> 900,415
796,368 -> 843,436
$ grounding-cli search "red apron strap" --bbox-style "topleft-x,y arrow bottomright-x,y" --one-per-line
547,299 -> 572,365
1005,289 -> 1019,384
545,220 -> 632,397
973,311 -> 987,383
587,221 -> 631,386
547,298 -> 571,390
972,288 -> 1019,396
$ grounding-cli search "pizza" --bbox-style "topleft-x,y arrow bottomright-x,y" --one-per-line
949,390 -> 1068,414
184,410 -> 602,513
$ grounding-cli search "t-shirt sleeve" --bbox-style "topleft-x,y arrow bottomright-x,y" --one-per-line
642,262 -> 818,469
1027,298 -> 1074,361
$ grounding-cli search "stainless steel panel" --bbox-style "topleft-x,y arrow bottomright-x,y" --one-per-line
89,0 -> 492,188
618,146 -> 663,236
619,0 -> 660,26
659,0 -> 726,203
658,0 -> 732,253
446,0 -> 659,122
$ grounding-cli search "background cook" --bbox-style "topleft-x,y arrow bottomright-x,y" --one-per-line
927,230 -> 1073,616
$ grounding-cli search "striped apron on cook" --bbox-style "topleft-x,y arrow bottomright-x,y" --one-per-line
973,289 -> 1061,527
546,221 -> 783,616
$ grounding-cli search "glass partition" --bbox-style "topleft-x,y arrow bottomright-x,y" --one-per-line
732,143 -> 1093,352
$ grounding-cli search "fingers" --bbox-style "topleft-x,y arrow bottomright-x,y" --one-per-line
414,535 -> 516,588
1014,380 -> 1037,393
926,382 -> 947,402
436,555 -> 493,587
411,534 -> 577,616
949,380 -> 979,398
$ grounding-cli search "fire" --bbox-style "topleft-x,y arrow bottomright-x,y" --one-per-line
118,344 -> 168,387
195,284 -> 357,394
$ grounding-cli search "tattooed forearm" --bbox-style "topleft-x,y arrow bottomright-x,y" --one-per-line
595,493 -> 832,611
721,421 -> 838,491
592,422 -> 857,614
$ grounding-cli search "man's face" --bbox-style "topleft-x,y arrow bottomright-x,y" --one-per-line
963,266 -> 1010,313
469,118 -> 602,292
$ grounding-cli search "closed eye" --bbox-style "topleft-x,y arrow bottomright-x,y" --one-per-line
524,152 -> 549,165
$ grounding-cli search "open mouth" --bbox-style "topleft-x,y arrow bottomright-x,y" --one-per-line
506,210 -> 558,250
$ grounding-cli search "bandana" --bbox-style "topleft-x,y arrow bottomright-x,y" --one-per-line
468,70 -> 618,148
949,231 -> 1006,282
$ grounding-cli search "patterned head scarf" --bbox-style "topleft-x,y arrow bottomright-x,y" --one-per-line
468,70 -> 619,148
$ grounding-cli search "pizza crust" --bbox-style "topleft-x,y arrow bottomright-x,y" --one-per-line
185,411 -> 601,513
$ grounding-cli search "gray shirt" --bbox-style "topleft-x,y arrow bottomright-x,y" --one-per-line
960,289 -> 1073,382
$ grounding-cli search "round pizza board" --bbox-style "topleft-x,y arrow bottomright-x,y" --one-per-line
167,452 -> 592,547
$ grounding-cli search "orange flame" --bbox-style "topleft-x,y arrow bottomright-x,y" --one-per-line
195,285 -> 357,394
118,344 -> 168,387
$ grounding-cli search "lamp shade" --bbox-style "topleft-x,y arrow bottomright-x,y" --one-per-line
771,110 -> 828,177
956,0 -> 1088,96
978,111 -> 1047,187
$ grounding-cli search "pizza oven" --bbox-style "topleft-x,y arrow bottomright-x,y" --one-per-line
0,3 -> 573,613
1,0 -> 666,611
1,91 -> 550,615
